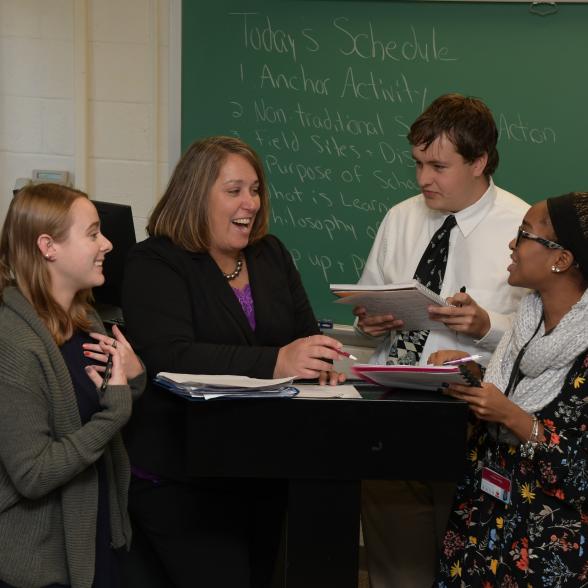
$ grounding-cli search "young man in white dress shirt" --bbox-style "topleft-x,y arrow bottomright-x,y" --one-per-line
355,94 -> 530,588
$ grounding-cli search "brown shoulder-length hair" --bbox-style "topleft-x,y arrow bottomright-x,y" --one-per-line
147,136 -> 270,251
0,183 -> 94,344
408,93 -> 499,178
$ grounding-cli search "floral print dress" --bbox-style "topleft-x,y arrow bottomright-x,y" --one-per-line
436,349 -> 588,588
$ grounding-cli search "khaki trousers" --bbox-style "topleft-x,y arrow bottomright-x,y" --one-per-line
361,480 -> 456,588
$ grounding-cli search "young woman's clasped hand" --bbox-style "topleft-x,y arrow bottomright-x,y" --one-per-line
82,324 -> 143,388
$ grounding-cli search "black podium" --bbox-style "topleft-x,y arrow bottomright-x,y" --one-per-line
184,386 -> 468,588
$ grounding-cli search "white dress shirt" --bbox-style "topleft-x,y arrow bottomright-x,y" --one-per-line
359,180 -> 530,366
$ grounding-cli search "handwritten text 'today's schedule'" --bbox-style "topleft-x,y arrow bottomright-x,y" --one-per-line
218,12 -> 557,288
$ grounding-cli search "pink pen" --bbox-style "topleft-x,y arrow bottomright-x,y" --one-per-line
338,349 -> 358,361
442,354 -> 482,366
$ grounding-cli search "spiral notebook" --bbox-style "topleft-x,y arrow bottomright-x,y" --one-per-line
351,363 -> 481,391
330,280 -> 450,330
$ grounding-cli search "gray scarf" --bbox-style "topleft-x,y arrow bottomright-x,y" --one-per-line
485,289 -> 588,440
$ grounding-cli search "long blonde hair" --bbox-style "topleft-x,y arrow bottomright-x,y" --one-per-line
147,136 -> 269,251
0,183 -> 94,344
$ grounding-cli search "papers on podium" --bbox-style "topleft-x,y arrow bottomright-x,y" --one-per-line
330,280 -> 449,330
351,364 -> 475,391
154,373 -> 298,401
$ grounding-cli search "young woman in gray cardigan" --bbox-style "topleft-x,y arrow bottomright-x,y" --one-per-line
0,184 -> 145,588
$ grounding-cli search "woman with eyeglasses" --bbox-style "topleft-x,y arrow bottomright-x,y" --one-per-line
0,184 -> 145,588
430,192 -> 588,587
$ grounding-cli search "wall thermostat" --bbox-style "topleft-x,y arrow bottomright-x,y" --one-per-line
32,170 -> 71,185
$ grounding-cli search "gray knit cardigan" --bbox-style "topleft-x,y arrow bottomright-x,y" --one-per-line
0,287 -> 145,588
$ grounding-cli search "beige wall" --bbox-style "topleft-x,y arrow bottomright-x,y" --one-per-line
0,0 -> 176,239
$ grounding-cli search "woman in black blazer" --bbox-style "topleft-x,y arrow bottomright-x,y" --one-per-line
121,136 -> 345,588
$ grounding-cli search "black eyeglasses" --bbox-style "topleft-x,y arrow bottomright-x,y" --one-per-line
515,228 -> 564,250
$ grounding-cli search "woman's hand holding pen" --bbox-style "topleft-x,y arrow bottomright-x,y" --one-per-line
274,334 -> 346,385
428,290 -> 491,339
428,349 -> 484,383
428,349 -> 472,366
83,324 -> 144,388
432,352 -> 507,426
353,305 -> 404,337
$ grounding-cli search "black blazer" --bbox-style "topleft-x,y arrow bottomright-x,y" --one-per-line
121,234 -> 319,476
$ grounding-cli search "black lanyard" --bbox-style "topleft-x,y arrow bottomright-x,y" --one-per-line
503,314 -> 544,399
492,314 -> 544,461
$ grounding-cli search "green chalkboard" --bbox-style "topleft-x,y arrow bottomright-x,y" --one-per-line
182,0 -> 588,324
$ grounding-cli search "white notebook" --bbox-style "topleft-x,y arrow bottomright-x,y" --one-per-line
330,280 -> 449,330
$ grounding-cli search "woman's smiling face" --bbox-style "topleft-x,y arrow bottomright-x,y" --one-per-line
507,200 -> 561,290
207,153 -> 261,260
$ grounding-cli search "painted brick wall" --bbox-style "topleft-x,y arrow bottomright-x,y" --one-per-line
0,0 -> 171,239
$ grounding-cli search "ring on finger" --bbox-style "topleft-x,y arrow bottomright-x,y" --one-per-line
112,339 -> 117,348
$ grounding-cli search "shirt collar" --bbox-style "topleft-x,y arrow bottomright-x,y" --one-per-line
453,178 -> 496,238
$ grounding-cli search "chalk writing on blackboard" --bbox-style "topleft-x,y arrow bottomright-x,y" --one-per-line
185,3 -> 566,323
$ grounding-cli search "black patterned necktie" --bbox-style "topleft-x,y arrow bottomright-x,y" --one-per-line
387,215 -> 457,365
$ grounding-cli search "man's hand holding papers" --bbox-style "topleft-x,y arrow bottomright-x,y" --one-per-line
331,280 -> 450,333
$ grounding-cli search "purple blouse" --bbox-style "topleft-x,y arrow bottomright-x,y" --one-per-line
232,283 -> 256,331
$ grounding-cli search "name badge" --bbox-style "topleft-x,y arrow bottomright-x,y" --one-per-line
481,466 -> 512,504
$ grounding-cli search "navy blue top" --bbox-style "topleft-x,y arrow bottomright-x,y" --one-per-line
60,331 -> 120,588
